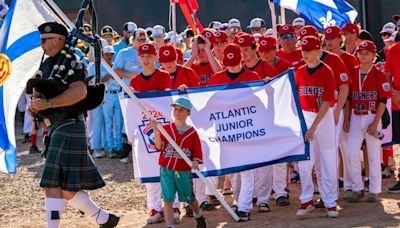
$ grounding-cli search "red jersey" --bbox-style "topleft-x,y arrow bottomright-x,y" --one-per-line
349,66 -> 392,113
130,69 -> 172,92
207,68 -> 261,86
191,61 -> 215,86
170,65 -> 199,89
276,48 -> 304,70
244,60 -> 278,79
321,51 -> 351,88
272,57 -> 292,75
385,42 -> 400,110
296,63 -> 337,113
339,51 -> 358,74
158,123 -> 203,171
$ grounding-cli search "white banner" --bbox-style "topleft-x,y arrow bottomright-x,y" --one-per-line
120,70 -> 310,183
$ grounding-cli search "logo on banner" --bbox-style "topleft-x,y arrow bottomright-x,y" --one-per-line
138,110 -> 169,153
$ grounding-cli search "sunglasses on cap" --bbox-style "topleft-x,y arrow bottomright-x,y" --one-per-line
381,32 -> 391,37
279,33 -> 294,40
229,27 -> 241,33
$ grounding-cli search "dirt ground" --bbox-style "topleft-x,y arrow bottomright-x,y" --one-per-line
1,122 -> 400,228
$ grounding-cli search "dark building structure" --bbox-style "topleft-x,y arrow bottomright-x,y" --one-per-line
56,0 -> 399,49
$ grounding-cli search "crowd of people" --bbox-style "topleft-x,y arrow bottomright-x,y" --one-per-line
18,13 -> 400,227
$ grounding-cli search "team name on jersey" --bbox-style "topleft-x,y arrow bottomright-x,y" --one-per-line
197,74 -> 212,84
299,86 -> 325,96
163,144 -> 191,159
351,91 -> 378,101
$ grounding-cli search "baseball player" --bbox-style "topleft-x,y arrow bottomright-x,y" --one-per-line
295,36 -> 338,218
208,43 -> 261,221
341,23 -> 359,55
184,29 -> 223,86
213,30 -> 229,62
234,33 -> 278,79
129,43 -> 182,224
345,41 -> 392,202
292,17 -> 306,37
258,35 -> 292,75
276,24 -> 304,70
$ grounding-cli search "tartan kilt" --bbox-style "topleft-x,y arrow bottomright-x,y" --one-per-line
40,119 -> 105,191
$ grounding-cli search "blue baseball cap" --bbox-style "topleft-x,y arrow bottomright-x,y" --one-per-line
171,97 -> 192,111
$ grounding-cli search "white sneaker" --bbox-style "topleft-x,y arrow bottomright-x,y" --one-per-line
296,200 -> 315,218
326,207 -> 339,218
147,209 -> 164,224
92,149 -> 105,158
119,157 -> 129,163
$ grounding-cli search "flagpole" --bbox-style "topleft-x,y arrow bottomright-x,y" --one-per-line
268,0 -> 277,38
171,1 -> 177,46
280,6 -> 286,24
44,0 -> 240,222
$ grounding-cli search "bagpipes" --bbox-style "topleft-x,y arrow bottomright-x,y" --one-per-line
26,0 -> 104,113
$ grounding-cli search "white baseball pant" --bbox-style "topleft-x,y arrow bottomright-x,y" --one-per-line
298,109 -> 338,208
230,169 -> 255,212
192,176 -> 219,205
348,113 -> 382,194
254,166 -> 273,205
272,163 -> 288,199
146,182 -> 179,211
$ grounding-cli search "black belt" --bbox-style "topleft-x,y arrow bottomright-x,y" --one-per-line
43,112 -> 81,128
106,90 -> 121,94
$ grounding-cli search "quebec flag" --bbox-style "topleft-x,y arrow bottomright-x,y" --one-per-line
272,0 -> 358,30
0,0 -> 63,174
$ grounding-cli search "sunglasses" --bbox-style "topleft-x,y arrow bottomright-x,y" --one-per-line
381,32 -> 391,37
279,34 -> 294,40
229,27 -> 241,33
40,37 -> 58,43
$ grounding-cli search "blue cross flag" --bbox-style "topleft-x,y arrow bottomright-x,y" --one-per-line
272,0 -> 358,30
0,0 -> 63,174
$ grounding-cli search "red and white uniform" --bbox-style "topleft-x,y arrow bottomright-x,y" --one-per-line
295,62 -> 338,208
385,42 -> 400,111
130,69 -> 172,92
339,51 -> 359,74
169,65 -> 199,89
158,123 -> 203,171
191,61 -> 215,86
348,66 -> 392,194
276,49 -> 304,70
244,60 -> 279,79
208,67 -> 261,213
272,57 -> 292,75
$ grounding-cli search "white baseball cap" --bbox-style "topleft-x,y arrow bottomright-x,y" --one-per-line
292,17 -> 305,27
123,22 -> 137,33
228,18 -> 241,28
380,22 -> 396,34
248,18 -> 266,29
103,46 -> 115,54
153,25 -> 166,38
265,28 -> 274,36
386,31 -> 399,42
209,21 -> 222,30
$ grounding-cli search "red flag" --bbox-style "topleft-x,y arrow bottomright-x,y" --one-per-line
171,0 -> 204,34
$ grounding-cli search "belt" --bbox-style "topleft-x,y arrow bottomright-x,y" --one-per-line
106,90 -> 121,94
43,112 -> 81,128
353,110 -> 376,115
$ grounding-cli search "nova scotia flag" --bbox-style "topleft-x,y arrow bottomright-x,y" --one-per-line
0,0 -> 63,174
272,0 -> 358,30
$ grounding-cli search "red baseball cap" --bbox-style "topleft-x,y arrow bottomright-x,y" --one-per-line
278,24 -> 295,35
341,23 -> 359,36
324,26 -> 341,39
258,35 -> 277,52
158,44 -> 177,63
176,48 -> 184,63
214,30 -> 228,42
299,36 -> 321,52
201,29 -> 217,44
234,33 -> 256,47
138,43 -> 157,55
299,25 -> 318,39
356,40 -> 377,53
223,43 -> 242,67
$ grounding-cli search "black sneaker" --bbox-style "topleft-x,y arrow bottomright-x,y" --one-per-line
195,215 -> 207,228
200,201 -> 215,211
29,145 -> 40,154
314,198 -> 325,208
252,197 -> 257,204
387,182 -> 400,194
207,195 -> 220,206
236,211 -> 250,222
23,134 -> 30,144
185,205 -> 193,217
276,196 -> 290,206
99,213 -> 120,228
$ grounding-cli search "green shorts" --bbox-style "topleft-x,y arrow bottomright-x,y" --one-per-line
160,166 -> 195,203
